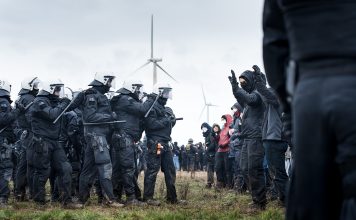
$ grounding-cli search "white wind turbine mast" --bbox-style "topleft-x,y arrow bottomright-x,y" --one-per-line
131,15 -> 178,86
199,86 -> 218,124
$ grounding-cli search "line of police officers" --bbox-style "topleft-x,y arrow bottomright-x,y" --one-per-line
0,73 -> 179,208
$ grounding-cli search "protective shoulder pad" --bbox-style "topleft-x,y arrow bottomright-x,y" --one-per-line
85,88 -> 96,95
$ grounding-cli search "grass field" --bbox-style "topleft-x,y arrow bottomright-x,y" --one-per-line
0,171 -> 284,220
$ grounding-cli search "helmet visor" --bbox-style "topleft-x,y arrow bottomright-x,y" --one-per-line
160,88 -> 172,100
105,76 -> 116,89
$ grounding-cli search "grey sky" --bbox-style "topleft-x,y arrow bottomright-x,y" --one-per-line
0,0 -> 264,145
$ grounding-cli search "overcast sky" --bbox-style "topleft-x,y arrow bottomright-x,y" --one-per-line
0,0 -> 264,145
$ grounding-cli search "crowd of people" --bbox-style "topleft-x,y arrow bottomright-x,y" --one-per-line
0,74 -> 181,209
0,65 -> 292,212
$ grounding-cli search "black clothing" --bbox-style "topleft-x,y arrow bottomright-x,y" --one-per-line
143,100 -> 177,203
143,141 -> 177,203
16,93 -> 35,130
30,95 -> 68,140
232,70 -> 266,205
263,1 -> 356,219
233,73 -> 265,139
110,92 -> 152,142
29,95 -> 73,204
82,88 -> 113,136
79,87 -> 115,203
144,101 -> 174,143
0,97 -> 18,201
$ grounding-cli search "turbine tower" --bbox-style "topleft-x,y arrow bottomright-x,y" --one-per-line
199,86 -> 218,124
132,15 -> 177,86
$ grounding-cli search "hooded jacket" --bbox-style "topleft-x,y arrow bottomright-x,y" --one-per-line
218,114 -> 232,153
233,70 -> 265,139
201,122 -> 217,156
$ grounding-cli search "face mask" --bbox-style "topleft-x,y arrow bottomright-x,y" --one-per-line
220,120 -> 226,128
158,97 -> 168,106
241,82 -> 251,92
201,127 -> 208,133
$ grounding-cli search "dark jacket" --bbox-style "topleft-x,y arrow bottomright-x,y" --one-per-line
263,0 -> 356,109
255,80 -> 284,141
16,93 -> 35,131
201,123 -> 217,157
30,95 -> 67,140
229,112 -> 243,157
233,71 -> 265,139
144,99 -> 174,143
0,97 -> 19,143
82,87 -> 113,136
110,89 -> 153,142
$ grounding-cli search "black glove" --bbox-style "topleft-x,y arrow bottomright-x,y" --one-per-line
112,112 -> 118,120
165,107 -> 176,123
252,65 -> 265,84
15,101 -> 26,113
59,97 -> 71,109
147,93 -> 157,101
228,70 -> 239,91
61,97 -> 71,105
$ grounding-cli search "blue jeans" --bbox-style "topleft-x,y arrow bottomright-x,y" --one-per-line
173,155 -> 180,171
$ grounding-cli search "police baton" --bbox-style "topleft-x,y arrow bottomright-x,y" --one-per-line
83,120 -> 126,126
53,93 -> 81,124
144,92 -> 161,118
0,101 -> 34,134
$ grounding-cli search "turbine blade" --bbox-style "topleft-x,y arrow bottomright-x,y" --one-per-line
151,15 -> 153,59
199,105 -> 206,119
201,85 -> 207,105
132,61 -> 151,74
210,104 -> 219,107
156,63 -> 178,82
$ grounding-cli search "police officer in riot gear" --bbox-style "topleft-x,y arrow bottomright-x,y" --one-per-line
78,73 -> 123,207
0,80 -> 24,207
14,77 -> 40,201
110,80 -> 153,206
29,79 -> 80,208
143,83 -> 179,205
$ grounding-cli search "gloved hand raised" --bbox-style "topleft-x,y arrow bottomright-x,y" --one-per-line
252,65 -> 265,84
228,70 -> 239,91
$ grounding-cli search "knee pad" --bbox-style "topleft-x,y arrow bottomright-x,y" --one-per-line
101,163 -> 113,180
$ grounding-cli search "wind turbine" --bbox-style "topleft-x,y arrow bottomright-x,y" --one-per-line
131,15 -> 177,86
199,86 -> 218,124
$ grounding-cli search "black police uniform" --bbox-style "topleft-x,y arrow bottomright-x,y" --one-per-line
263,0 -> 356,219
14,90 -> 36,200
143,98 -> 178,203
110,89 -> 152,202
29,93 -> 73,205
0,96 -> 20,203
78,87 -> 116,204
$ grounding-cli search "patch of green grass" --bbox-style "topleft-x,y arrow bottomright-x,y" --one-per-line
1,172 -> 284,220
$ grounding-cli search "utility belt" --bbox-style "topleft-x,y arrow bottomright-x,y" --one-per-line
32,135 -> 48,154
0,138 -> 13,162
112,131 -> 135,150
86,133 -> 110,164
